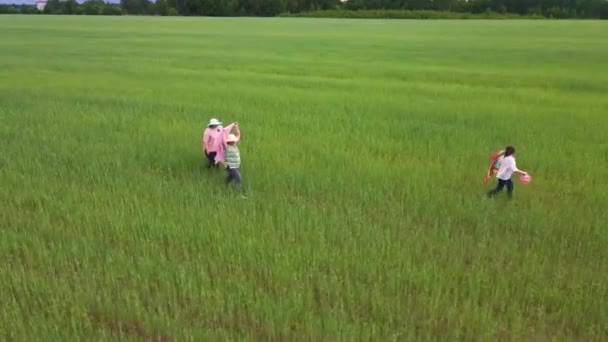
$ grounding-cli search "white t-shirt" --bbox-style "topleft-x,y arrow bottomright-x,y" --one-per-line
496,155 -> 519,180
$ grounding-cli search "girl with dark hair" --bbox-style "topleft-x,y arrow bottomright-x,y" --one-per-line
487,146 -> 529,198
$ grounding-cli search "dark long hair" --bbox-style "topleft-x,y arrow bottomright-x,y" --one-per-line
504,146 -> 515,157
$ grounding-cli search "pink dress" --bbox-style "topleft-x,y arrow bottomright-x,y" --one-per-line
202,126 -> 224,153
212,123 -> 236,165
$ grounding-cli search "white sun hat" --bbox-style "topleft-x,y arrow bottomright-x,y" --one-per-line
208,118 -> 222,127
226,134 -> 238,143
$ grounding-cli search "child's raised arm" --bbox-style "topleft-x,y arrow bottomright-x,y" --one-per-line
221,123 -> 236,146
233,122 -> 241,141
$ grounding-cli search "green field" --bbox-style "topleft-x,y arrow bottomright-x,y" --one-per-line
1,16 -> 607,340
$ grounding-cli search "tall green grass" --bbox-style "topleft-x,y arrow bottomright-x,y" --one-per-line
1,16 -> 607,340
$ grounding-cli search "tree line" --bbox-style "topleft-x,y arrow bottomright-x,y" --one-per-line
1,0 -> 607,18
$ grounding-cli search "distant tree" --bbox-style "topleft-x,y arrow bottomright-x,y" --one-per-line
183,0 -> 202,14
43,0 -> 63,14
20,4 -> 40,13
433,0 -> 458,11
0,4 -> 19,13
6,0 -> 607,18
62,0 -> 78,14
583,0 -> 608,18
152,0 -> 170,15
121,0 -> 152,14
168,0 -> 183,14
259,0 -> 286,15
102,3 -> 123,14
83,0 -> 104,14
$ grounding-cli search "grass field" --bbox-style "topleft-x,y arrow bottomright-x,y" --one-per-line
1,16 -> 607,340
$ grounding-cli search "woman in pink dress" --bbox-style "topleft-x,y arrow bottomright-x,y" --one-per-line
202,118 -> 224,168
202,119 -> 238,168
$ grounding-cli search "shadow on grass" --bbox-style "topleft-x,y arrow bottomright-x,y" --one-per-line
88,308 -> 171,341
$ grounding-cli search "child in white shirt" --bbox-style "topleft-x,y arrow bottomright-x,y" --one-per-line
487,146 -> 528,198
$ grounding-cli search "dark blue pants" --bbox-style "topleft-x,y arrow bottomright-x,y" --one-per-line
205,151 -> 217,167
226,167 -> 242,188
488,178 -> 513,197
